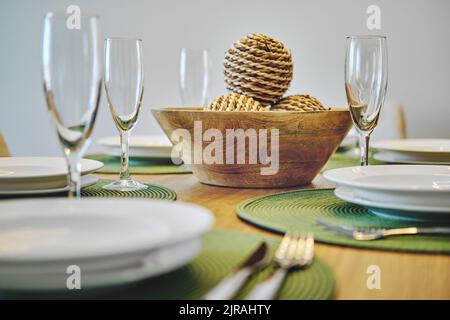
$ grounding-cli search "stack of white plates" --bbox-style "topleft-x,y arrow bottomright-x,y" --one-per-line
97,134 -> 173,158
372,139 -> 450,164
0,198 -> 213,290
0,157 -> 103,195
324,165 -> 450,221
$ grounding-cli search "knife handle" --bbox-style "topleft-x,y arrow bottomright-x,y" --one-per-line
417,227 -> 450,235
204,268 -> 252,300
246,268 -> 287,300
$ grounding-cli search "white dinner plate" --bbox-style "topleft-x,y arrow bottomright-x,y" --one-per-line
0,198 -> 213,264
0,158 -> 103,191
372,139 -> 450,161
374,152 -> 450,165
324,165 -> 450,207
97,134 -> 173,158
0,174 -> 98,196
324,165 -> 450,192
0,238 -> 202,291
323,165 -> 450,207
335,186 -> 450,221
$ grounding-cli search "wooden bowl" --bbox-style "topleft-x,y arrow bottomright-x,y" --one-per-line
152,107 -> 352,188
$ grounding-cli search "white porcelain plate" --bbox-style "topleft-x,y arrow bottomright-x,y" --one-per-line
372,139 -> 450,161
0,158 -> 103,191
323,165 -> 450,207
374,152 -> 450,165
0,157 -> 103,185
97,134 -> 173,158
0,198 -> 213,264
335,186 -> 450,221
0,174 -> 99,196
0,238 -> 202,291
324,165 -> 450,192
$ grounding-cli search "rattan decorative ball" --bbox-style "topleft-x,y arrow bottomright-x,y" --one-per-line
205,93 -> 270,112
271,94 -> 330,112
224,34 -> 293,105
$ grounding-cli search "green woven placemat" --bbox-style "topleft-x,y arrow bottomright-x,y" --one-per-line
86,154 -> 191,174
81,179 -> 177,201
237,189 -> 450,254
114,230 -> 335,300
3,230 -> 333,300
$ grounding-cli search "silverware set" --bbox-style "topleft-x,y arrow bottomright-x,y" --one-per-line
205,231 -> 314,300
316,219 -> 450,241
206,221 -> 450,300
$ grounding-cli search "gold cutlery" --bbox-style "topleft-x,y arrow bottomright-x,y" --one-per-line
317,219 -> 450,240
246,231 -> 314,300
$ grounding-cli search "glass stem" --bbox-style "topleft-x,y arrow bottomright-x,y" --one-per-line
66,151 -> 82,198
120,130 -> 131,180
359,134 -> 370,166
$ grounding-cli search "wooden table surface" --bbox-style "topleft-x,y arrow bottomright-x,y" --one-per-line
98,172 -> 450,300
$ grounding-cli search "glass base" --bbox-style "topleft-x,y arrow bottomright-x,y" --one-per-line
102,179 -> 148,192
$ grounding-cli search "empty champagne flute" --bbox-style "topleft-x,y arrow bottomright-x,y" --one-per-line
42,12 -> 102,198
179,48 -> 210,106
103,38 -> 147,191
345,35 -> 388,166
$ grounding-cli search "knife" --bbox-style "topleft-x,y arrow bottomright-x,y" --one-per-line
204,242 -> 270,300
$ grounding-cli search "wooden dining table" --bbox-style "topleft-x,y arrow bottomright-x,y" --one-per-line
96,171 -> 450,300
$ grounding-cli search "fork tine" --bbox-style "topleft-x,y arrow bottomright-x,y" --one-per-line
275,230 -> 293,260
286,231 -> 300,260
304,232 -> 314,263
294,232 -> 306,261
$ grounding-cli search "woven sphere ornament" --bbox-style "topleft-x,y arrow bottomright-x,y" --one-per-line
224,34 -> 293,105
205,93 -> 270,112
271,94 -> 330,112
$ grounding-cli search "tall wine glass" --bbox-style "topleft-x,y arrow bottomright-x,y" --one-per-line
42,12 -> 102,198
345,36 -> 388,166
103,38 -> 147,191
179,48 -> 210,106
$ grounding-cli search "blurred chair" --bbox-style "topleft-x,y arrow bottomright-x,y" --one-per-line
0,133 -> 10,157
371,101 -> 407,141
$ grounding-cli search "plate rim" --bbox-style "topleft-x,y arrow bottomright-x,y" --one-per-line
335,186 -> 450,213
324,165 -> 450,193
372,139 -> 450,155
0,238 -> 202,291
0,157 -> 103,181
373,152 -> 450,165
0,174 -> 99,195
0,198 -> 213,263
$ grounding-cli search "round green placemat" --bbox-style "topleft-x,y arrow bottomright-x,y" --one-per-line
237,189 -> 450,254
86,154 -> 191,174
81,179 -> 177,201
104,229 -> 335,299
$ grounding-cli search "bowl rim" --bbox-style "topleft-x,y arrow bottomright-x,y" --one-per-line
151,107 -> 349,113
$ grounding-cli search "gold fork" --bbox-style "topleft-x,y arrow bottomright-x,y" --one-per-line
246,231 -> 314,300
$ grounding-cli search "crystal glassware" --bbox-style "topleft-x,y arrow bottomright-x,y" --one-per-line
179,48 -> 210,107
103,38 -> 147,191
345,35 -> 388,166
42,12 -> 102,198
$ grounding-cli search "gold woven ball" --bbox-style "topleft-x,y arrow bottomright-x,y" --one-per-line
205,93 -> 270,112
224,34 -> 293,105
271,94 -> 329,112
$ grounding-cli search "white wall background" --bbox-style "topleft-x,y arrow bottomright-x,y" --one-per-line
1,0 -> 449,156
